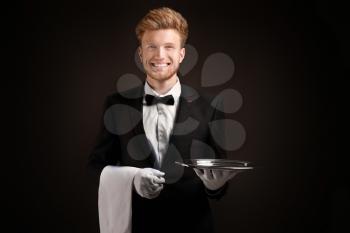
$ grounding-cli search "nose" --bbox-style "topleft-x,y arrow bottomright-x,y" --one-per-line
155,47 -> 165,59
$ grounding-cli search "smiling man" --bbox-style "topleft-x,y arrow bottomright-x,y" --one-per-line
139,29 -> 185,93
89,7 -> 239,233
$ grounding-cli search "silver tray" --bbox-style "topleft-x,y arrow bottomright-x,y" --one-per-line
175,159 -> 254,171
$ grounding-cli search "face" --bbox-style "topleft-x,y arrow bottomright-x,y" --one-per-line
139,29 -> 185,83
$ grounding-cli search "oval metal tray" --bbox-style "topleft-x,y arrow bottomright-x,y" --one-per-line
175,159 -> 254,170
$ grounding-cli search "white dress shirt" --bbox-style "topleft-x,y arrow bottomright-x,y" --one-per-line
143,79 -> 181,167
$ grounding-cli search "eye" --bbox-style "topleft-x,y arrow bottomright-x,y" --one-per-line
165,45 -> 174,49
148,45 -> 156,49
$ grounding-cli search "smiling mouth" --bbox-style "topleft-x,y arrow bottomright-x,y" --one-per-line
151,63 -> 171,68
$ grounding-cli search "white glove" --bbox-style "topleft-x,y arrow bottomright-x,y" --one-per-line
133,168 -> 165,199
194,168 -> 240,191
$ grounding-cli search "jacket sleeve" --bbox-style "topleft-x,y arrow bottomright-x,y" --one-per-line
88,95 -> 121,177
205,182 -> 229,200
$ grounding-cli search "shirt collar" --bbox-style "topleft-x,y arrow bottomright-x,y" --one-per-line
144,78 -> 181,100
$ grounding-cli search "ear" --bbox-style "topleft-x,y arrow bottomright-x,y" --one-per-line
138,46 -> 142,62
179,47 -> 185,63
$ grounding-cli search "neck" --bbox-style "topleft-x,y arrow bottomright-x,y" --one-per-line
146,75 -> 178,95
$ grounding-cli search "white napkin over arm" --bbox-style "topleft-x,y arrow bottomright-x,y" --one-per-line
98,166 -> 139,233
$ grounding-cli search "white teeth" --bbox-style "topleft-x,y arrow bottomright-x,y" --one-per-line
152,63 -> 168,67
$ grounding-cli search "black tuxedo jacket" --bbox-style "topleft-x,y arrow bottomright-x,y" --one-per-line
89,84 -> 229,233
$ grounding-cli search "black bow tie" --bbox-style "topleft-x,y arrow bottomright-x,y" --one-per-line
145,94 -> 175,106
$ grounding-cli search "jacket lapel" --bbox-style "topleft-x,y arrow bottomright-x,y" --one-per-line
167,85 -> 199,158
126,85 -> 145,135
124,85 -> 157,167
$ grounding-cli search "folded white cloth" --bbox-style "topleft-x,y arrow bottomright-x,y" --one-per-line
98,166 -> 139,233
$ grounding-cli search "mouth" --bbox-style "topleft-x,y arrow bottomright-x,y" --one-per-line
151,62 -> 171,68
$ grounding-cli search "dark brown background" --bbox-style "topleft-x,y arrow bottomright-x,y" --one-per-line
9,0 -> 345,232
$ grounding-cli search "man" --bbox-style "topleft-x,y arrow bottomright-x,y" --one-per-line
89,7 -> 239,233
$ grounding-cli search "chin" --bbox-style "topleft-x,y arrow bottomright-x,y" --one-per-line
147,70 -> 178,82
149,74 -> 173,82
